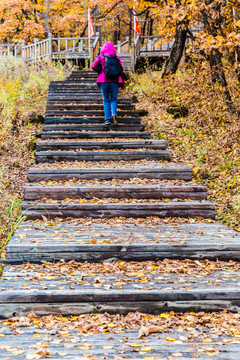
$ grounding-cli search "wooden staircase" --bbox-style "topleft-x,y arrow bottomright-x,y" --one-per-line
1,70 -> 240,325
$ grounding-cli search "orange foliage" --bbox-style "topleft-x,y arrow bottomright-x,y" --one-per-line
0,0 -> 86,43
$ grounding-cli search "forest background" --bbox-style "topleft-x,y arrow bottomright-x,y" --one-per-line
0,0 -> 239,255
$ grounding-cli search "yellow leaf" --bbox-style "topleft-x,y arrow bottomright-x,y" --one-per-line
103,345 -> 114,349
166,337 -> 175,341
206,353 -> 217,357
108,323 -> 117,328
160,313 -> 169,318
201,338 -> 212,343
128,342 -> 142,348
141,347 -> 152,352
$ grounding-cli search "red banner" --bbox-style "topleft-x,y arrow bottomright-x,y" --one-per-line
133,7 -> 141,35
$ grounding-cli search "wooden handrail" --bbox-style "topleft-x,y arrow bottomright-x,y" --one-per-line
0,35 -> 100,65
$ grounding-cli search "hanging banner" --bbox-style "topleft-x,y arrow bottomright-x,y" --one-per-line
133,7 -> 142,35
88,8 -> 94,38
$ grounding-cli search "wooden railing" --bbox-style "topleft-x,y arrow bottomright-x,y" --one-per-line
0,34 -> 100,66
140,35 -> 173,54
131,35 -> 141,70
116,37 -> 130,54
0,43 -> 24,58
23,39 -> 50,65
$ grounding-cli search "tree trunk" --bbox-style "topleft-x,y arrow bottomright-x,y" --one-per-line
162,23 -> 187,78
235,47 -> 240,84
43,0 -> 52,37
201,6 -> 236,114
208,49 -> 235,113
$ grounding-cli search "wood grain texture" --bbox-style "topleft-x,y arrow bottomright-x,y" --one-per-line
44,111 -> 140,118
21,201 -> 215,220
44,118 -> 142,124
35,150 -> 171,163
1,321 -> 240,360
43,124 -> 144,131
28,165 -> 192,181
24,184 -> 207,200
41,131 -> 151,139
6,221 -> 240,262
36,140 -> 167,151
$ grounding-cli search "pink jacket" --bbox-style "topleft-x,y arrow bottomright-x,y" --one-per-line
91,42 -> 124,85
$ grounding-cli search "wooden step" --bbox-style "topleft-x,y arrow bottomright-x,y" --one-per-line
49,89 -> 101,93
50,81 -> 97,86
45,104 -> 135,110
35,150 -> 171,163
43,124 -> 144,132
22,201 -> 215,220
49,85 -> 99,90
47,97 -> 132,104
24,184 -> 207,201
2,321 -> 239,359
36,140 -> 167,151
48,88 -> 102,93
67,76 -> 97,80
7,222 -> 239,263
41,131 -> 151,139
44,117 -> 141,124
44,110 -> 140,117
2,257 -> 240,318
50,77 -> 97,86
28,164 -> 192,182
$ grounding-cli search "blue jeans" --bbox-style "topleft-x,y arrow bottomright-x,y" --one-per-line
100,82 -> 119,121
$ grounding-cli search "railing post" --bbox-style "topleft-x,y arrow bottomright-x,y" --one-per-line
117,40 -> 121,54
131,42 -> 135,71
89,39 -> 94,67
34,38 -> 39,66
21,40 -> 25,60
48,34 -> 52,63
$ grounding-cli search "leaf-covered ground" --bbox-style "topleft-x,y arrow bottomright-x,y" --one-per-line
126,64 -> 240,230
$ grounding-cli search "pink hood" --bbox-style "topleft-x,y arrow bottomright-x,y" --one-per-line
100,42 -> 116,55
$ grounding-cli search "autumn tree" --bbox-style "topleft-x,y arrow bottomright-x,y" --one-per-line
0,0 -> 87,43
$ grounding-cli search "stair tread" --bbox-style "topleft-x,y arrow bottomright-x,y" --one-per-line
29,161 -> 185,171
1,259 -> 239,303
6,221 -> 239,263
1,314 -> 240,357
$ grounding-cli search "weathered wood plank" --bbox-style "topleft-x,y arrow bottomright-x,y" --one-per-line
35,150 -> 171,163
49,89 -> 102,94
47,97 -> 132,104
7,250 -> 240,263
24,184 -> 207,200
44,117 -> 141,124
28,165 -> 192,181
1,323 -> 240,359
43,124 -> 144,131
46,104 -> 135,110
36,140 -> 167,151
1,300 -> 240,318
21,201 -> 215,220
41,131 -> 151,139
44,111 -> 140,117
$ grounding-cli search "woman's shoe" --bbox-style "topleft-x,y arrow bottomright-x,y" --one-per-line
112,115 -> 118,126
102,121 -> 111,131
